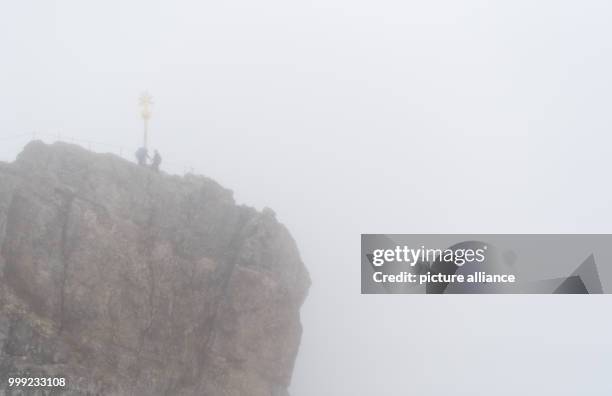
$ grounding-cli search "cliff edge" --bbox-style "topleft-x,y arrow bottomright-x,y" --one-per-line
0,141 -> 310,395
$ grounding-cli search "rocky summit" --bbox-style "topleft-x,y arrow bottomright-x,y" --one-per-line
0,141 -> 310,395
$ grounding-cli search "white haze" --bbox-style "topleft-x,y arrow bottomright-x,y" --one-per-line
2,1 -> 612,395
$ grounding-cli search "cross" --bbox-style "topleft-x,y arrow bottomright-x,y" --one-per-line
139,92 -> 153,149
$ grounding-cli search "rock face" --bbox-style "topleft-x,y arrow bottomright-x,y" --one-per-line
0,141 -> 310,395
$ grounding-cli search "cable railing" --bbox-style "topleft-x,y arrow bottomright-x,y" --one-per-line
0,132 -> 198,176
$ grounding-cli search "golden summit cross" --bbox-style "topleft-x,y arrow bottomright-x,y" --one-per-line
139,92 -> 153,149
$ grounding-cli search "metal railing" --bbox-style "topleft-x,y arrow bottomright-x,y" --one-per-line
0,132 -> 198,176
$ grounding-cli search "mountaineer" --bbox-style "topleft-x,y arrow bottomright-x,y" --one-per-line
135,146 -> 149,166
151,149 -> 162,172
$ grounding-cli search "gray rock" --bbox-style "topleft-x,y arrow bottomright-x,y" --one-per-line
0,141 -> 310,396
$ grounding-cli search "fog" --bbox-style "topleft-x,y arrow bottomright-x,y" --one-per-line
2,1 -> 612,394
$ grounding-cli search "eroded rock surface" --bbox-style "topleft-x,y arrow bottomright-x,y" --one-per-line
0,141 -> 310,395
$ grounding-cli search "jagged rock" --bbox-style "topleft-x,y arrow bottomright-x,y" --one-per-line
0,141 -> 310,395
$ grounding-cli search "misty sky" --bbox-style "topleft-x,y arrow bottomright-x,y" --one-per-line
2,1 -> 612,395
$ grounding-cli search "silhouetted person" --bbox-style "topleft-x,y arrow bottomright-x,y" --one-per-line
151,150 -> 162,172
135,147 -> 149,166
